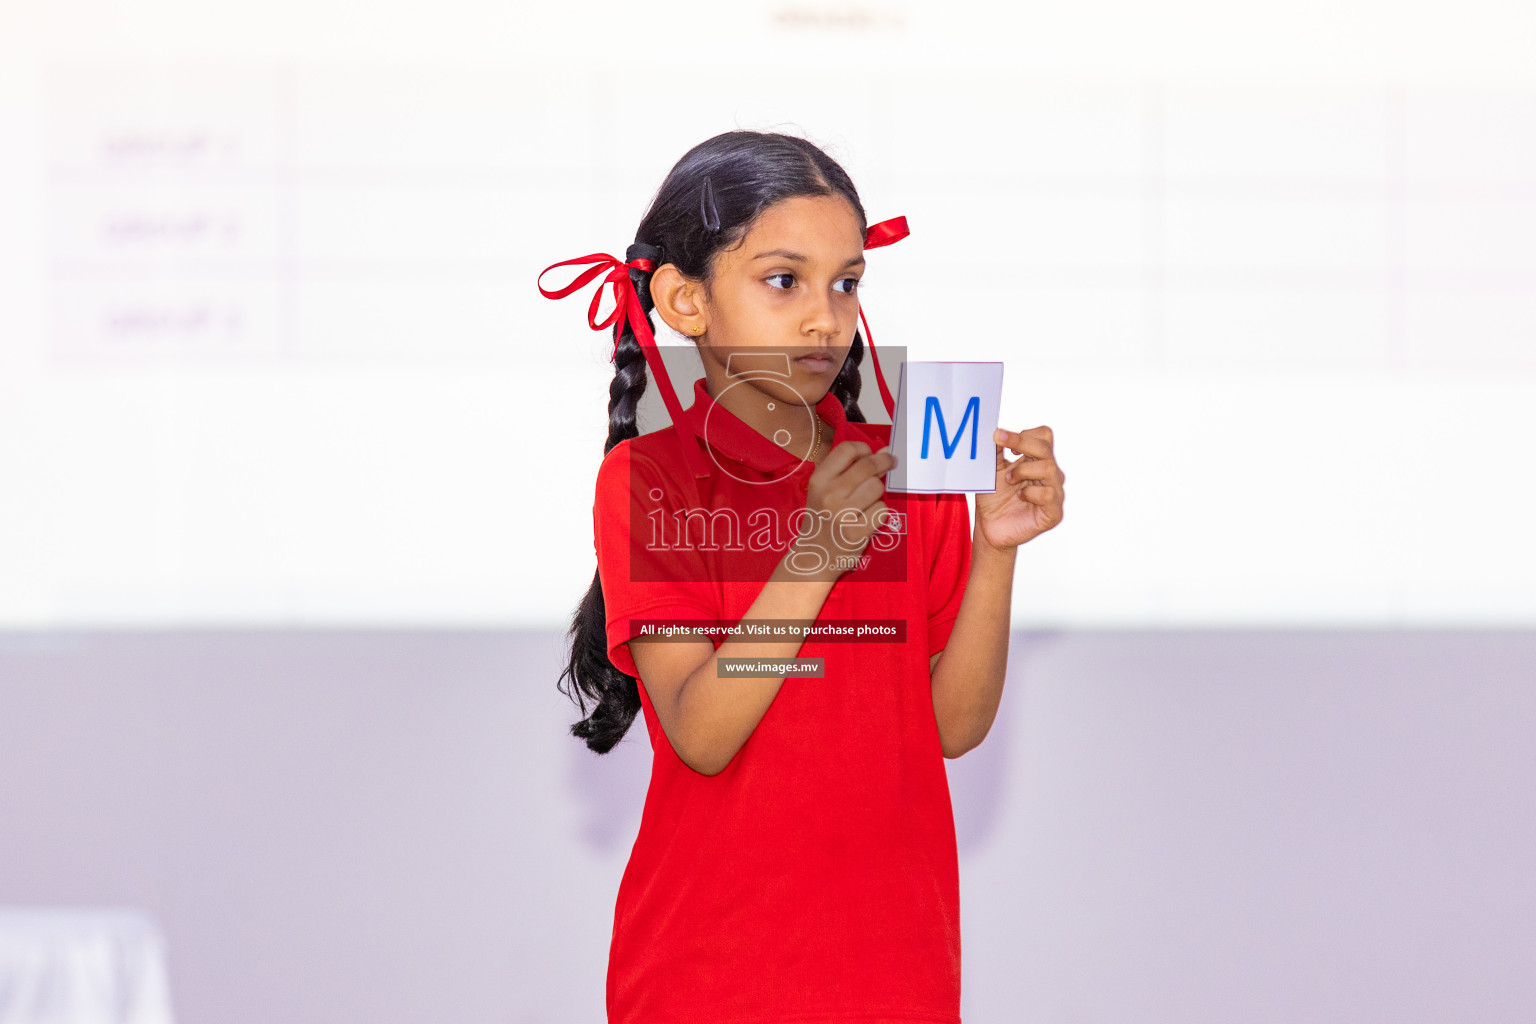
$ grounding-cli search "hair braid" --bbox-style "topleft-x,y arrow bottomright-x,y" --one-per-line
557,288 -> 653,753
831,330 -> 868,424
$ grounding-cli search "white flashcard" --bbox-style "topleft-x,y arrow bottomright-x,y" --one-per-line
886,361 -> 1004,494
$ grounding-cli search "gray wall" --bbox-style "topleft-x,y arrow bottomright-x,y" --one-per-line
2,630 -> 1533,1024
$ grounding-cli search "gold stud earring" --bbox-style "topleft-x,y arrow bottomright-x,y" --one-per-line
693,325 -> 703,334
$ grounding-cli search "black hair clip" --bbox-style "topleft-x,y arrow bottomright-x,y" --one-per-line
700,176 -> 721,233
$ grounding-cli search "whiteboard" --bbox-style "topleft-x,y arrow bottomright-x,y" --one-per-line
0,0 -> 1532,627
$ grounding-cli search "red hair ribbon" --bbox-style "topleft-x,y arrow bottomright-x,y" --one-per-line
537,250 -> 714,479
537,214 -> 909,476
859,215 -> 908,419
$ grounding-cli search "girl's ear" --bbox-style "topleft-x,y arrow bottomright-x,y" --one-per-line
648,264 -> 708,337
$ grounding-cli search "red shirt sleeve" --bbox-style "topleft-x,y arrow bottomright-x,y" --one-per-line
925,492 -> 973,656
592,440 -> 720,678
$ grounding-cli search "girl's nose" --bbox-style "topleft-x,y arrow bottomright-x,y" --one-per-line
801,291 -> 838,337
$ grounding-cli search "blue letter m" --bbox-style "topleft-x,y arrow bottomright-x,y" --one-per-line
920,395 -> 981,460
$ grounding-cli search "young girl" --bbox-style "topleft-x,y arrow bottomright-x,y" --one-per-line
544,130 -> 1065,1024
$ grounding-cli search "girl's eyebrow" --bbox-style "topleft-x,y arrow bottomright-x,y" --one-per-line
751,249 -> 867,270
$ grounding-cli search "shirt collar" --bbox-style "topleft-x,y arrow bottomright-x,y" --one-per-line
681,374 -> 853,475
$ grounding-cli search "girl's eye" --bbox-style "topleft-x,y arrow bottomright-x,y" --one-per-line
765,274 -> 859,293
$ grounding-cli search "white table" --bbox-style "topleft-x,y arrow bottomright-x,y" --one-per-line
0,910 -> 175,1024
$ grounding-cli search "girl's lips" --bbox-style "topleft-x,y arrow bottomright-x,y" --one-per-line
797,356 -> 833,372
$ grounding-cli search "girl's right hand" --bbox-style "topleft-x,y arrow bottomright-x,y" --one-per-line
788,441 -> 899,579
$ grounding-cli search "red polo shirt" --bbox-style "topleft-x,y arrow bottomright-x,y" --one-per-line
592,374 -> 973,1024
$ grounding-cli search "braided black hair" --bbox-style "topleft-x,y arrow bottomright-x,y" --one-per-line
557,130 -> 872,754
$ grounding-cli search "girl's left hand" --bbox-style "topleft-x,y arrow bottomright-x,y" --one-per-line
974,426 -> 1066,550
